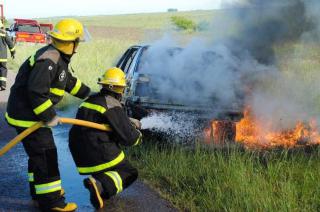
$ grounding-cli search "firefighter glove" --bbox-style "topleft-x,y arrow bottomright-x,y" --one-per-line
45,116 -> 61,127
11,51 -> 15,59
129,118 -> 142,130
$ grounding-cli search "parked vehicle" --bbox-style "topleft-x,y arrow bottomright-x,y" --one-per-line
7,19 -> 53,44
116,45 -> 244,141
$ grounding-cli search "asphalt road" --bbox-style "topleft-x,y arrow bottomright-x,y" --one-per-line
0,71 -> 177,212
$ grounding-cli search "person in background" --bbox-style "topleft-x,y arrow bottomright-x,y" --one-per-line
69,67 -> 142,209
0,20 -> 15,91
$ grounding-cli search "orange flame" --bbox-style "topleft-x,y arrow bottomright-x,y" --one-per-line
236,107 -> 320,148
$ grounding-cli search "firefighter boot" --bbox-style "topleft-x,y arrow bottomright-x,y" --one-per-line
50,202 -> 78,212
32,189 -> 66,208
83,177 -> 104,209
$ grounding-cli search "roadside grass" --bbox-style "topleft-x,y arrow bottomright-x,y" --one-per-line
128,141 -> 320,211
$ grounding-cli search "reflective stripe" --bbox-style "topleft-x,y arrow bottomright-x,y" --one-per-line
0,77 -> 6,82
33,99 -> 53,115
77,151 -> 125,174
133,133 -> 142,146
35,180 -> 61,194
5,112 -> 38,128
70,79 -> 81,95
80,102 -> 106,114
29,54 -> 36,66
0,33 -> 5,36
105,171 -> 123,193
10,46 -> 16,52
50,88 -> 65,96
28,173 -> 34,182
0,58 -> 7,62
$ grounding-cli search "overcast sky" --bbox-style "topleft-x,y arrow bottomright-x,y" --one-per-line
3,0 -> 228,19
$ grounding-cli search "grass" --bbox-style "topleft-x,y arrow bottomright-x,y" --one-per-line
128,141 -> 320,211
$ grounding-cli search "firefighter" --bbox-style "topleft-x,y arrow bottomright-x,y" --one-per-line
0,20 -> 15,91
68,67 -> 142,209
5,19 -> 91,211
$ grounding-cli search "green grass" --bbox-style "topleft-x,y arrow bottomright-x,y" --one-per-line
128,142 -> 320,211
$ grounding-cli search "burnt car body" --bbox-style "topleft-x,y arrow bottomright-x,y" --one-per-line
116,45 -> 244,140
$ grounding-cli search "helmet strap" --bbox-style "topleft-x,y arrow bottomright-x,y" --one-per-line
72,40 -> 79,54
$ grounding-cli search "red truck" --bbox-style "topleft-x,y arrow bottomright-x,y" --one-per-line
7,19 -> 53,44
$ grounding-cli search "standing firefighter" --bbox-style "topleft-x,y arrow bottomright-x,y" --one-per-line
6,19 -> 90,211
69,67 -> 142,209
0,21 -> 15,91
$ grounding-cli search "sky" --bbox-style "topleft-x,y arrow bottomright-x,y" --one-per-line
3,0 -> 226,19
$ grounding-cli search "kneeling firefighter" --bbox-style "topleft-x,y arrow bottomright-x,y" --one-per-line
6,19 -> 91,211
68,67 -> 142,209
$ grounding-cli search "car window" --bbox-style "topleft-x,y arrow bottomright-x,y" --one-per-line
119,48 -> 139,74
17,24 -> 41,33
136,48 -> 149,72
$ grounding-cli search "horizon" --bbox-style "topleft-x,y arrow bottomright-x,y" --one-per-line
7,9 -> 215,21
3,0 -> 223,19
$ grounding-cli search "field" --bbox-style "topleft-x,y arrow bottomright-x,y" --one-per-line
7,10 -> 320,211
129,142 -> 320,211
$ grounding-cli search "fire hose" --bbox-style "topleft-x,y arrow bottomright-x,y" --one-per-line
0,117 -> 112,157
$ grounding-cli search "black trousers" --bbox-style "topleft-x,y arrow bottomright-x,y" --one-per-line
93,160 -> 138,199
16,127 -> 65,210
0,62 -> 7,89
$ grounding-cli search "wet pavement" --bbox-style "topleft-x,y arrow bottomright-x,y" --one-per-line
0,71 -> 178,212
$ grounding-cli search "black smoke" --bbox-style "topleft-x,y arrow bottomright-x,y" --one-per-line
225,0 -> 315,64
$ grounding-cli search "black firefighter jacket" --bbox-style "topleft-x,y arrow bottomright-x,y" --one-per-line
6,45 -> 90,128
69,92 -> 142,175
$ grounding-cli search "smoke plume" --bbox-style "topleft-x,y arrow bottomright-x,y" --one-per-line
139,0 -> 320,135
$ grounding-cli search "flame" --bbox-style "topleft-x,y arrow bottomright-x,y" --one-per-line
236,107 -> 320,148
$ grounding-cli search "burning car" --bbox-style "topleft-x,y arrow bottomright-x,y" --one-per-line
116,45 -> 244,142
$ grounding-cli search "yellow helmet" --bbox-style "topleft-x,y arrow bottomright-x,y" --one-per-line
48,18 -> 84,41
98,67 -> 127,94
48,19 -> 84,55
